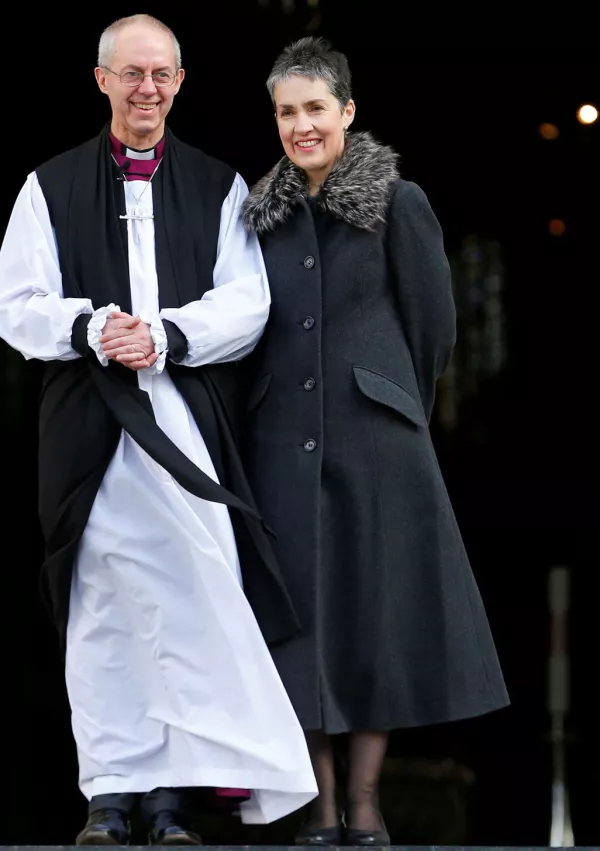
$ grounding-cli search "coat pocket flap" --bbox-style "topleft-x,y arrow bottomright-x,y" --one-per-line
247,372 -> 272,415
353,366 -> 427,428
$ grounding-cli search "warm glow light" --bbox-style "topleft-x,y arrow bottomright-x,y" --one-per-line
577,104 -> 598,125
539,122 -> 560,140
549,219 -> 566,237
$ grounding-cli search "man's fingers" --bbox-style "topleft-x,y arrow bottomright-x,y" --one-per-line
102,339 -> 128,353
103,338 -> 150,354
114,351 -> 148,363
111,312 -> 141,326
118,351 -> 160,371
100,326 -> 136,343
107,316 -> 137,327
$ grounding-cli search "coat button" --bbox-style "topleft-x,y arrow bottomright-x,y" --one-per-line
304,255 -> 315,269
304,439 -> 317,452
304,377 -> 316,391
303,316 -> 315,330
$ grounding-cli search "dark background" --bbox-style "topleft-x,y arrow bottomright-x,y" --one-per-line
1,2 -> 598,846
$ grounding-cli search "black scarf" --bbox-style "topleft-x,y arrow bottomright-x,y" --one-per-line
63,124 -> 219,312
44,123 -> 260,515
35,125 -> 299,645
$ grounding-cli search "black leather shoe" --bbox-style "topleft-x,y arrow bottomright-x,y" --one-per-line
295,824 -> 342,846
343,825 -> 390,846
75,808 -> 131,845
148,810 -> 202,845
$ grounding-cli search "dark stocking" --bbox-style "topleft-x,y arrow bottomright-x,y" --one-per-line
303,730 -> 339,828
345,731 -> 389,830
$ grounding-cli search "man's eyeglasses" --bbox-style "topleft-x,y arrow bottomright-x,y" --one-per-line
103,67 -> 177,87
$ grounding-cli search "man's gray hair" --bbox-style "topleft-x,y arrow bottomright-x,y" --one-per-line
97,14 -> 182,69
266,37 -> 352,112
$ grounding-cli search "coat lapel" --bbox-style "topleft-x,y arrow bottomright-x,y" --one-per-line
242,131 -> 400,236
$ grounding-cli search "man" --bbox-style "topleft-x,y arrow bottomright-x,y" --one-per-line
0,13 -> 315,846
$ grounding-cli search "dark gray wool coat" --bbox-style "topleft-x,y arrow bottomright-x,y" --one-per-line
242,131 -> 509,733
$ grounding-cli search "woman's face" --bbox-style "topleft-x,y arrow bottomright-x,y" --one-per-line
274,75 -> 355,187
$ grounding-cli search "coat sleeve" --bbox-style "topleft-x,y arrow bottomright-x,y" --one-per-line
159,172 -> 271,367
386,179 -> 456,422
0,172 -> 94,361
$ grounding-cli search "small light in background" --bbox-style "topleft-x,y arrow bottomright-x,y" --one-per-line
539,122 -> 560,140
549,219 -> 566,237
577,104 -> 598,125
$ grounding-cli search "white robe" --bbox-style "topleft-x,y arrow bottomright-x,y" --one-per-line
0,169 -> 317,824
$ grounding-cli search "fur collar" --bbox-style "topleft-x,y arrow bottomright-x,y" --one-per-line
242,131 -> 400,236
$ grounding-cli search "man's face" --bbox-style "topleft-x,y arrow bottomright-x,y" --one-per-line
95,23 -> 184,148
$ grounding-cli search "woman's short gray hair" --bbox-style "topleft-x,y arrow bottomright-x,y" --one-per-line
98,14 -> 182,69
266,37 -> 352,112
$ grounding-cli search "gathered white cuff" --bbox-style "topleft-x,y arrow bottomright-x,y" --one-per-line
139,310 -> 168,375
88,303 -> 120,367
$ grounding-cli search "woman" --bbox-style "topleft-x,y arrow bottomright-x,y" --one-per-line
242,37 -> 509,846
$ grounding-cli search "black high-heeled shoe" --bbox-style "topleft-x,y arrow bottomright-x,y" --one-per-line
343,815 -> 390,847
295,823 -> 343,846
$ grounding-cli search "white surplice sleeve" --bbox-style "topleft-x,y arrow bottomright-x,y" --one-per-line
159,172 -> 270,367
0,172 -> 94,361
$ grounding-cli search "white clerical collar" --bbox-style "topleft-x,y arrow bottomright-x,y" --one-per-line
121,143 -> 157,161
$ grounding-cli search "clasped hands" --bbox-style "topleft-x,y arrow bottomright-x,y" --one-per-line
100,311 -> 159,371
